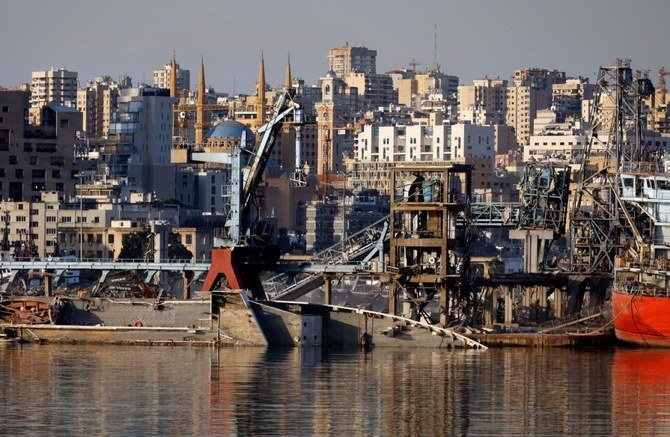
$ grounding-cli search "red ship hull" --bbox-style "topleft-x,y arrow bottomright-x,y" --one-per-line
612,289 -> 670,347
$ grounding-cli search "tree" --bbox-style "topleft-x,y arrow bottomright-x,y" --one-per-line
168,233 -> 193,261
118,228 -> 150,260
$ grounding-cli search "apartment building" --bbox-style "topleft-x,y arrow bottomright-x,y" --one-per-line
458,78 -> 508,125
76,77 -> 119,138
0,191 -> 185,259
328,45 -> 377,77
0,90 -> 82,203
153,60 -> 190,93
30,68 -> 78,109
552,77 -> 594,119
353,122 -> 507,195
506,69 -> 566,146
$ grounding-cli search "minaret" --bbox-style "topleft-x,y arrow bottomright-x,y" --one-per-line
256,52 -> 266,126
195,57 -> 206,145
169,53 -> 177,98
285,53 -> 292,90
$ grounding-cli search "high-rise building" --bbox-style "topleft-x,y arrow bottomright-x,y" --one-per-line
0,90 -> 82,202
153,60 -> 190,94
458,78 -> 508,124
506,68 -> 566,145
76,77 -> 119,138
107,87 -> 177,199
328,45 -> 377,77
30,68 -> 78,108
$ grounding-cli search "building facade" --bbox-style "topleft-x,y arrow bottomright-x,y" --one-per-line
0,90 -> 82,202
328,45 -> 377,77
30,68 -> 78,109
107,87 -> 177,199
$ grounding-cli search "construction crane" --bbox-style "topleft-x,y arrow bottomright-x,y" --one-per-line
171,89 -> 304,298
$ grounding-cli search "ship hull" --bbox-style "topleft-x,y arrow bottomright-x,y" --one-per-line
613,289 -> 670,347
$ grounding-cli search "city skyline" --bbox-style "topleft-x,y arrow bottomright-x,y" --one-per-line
2,0 -> 669,93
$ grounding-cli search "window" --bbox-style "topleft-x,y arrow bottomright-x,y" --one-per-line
1,106 -> 8,112
15,169 -> 23,178
60,119 -> 69,129
185,234 -> 192,245
9,156 -> 17,164
108,234 -> 115,244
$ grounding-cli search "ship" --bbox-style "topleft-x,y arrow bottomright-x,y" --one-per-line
612,161 -> 670,346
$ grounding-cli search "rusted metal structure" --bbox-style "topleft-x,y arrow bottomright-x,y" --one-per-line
388,162 -> 472,326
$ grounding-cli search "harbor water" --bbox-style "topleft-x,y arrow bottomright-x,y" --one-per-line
1,345 -> 670,436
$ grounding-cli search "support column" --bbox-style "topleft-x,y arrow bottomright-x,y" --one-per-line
538,286 -> 548,321
439,285 -> 449,327
504,285 -> 514,325
554,288 -> 564,318
483,287 -> 494,326
43,272 -> 52,297
324,275 -> 332,305
182,271 -> 194,300
522,286 -> 532,322
389,281 -> 397,316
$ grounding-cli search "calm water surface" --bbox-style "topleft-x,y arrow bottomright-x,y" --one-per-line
1,344 -> 669,436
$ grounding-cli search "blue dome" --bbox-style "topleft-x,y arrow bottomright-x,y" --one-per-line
206,120 -> 255,142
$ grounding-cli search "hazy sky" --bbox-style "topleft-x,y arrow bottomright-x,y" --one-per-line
2,0 -> 669,93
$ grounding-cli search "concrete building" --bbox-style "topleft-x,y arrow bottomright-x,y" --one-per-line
0,191 -> 185,260
107,87 -> 177,199
153,60 -> 190,94
525,132 -> 588,163
506,69 -> 566,146
458,78 -> 508,125
76,77 -> 119,138
328,45 -> 377,77
552,77 -> 594,119
30,68 -> 78,109
344,72 -> 395,109
0,90 -> 83,202
352,122 -> 511,196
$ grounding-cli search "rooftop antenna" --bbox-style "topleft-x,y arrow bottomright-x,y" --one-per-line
433,23 -> 439,72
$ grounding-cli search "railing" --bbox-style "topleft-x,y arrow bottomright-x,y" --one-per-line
620,161 -> 668,174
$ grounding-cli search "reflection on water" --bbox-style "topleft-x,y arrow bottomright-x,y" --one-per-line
2,345 -> 670,435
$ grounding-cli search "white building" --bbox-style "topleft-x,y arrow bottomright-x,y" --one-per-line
153,61 -> 190,93
107,87 -> 177,199
356,122 -> 493,163
30,68 -> 78,108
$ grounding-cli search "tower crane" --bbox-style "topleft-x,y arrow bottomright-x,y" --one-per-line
171,89 -> 304,298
